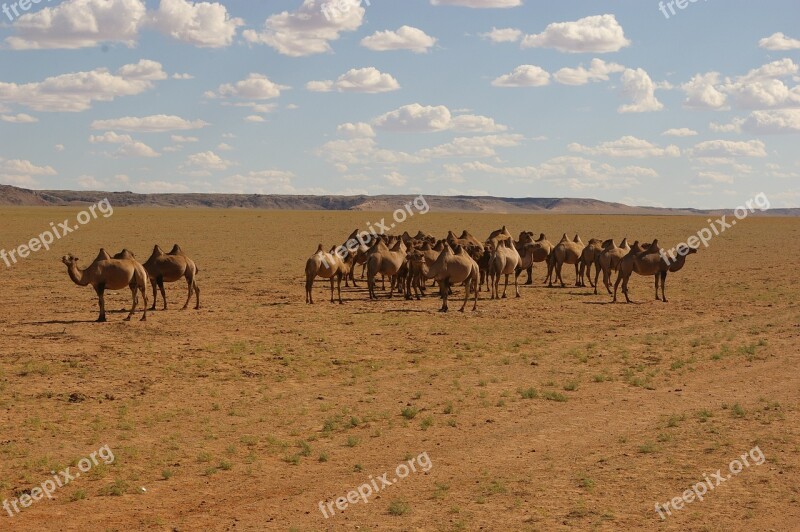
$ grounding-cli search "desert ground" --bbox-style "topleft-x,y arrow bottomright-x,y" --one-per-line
0,207 -> 798,531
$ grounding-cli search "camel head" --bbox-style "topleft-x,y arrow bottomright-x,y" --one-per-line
61,254 -> 79,267
675,244 -> 698,256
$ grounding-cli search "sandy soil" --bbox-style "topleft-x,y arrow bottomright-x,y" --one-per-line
0,207 -> 798,531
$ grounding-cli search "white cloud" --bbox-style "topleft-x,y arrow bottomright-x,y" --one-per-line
244,115 -> 266,123
337,122 -> 376,138
431,0 -> 521,6
360,26 -> 437,53
209,74 -> 289,100
150,0 -> 243,48
221,170 -> 298,194
662,128 -> 698,137
181,150 -> 233,174
618,68 -> 663,113
682,72 -> 728,109
553,59 -> 625,86
742,109 -> 800,134
0,60 -> 166,112
492,65 -> 550,87
385,171 -> 409,186
0,158 -> 57,187
217,142 -> 234,151
317,137 -> 423,169
522,14 -> 630,53
89,131 -> 160,158
171,135 -> 199,143
758,32 -> 800,51
77,175 -> 105,189
709,118 -> 744,133
172,73 -> 194,80
568,136 -> 680,158
0,113 -> 38,123
418,134 -> 524,158
696,171 -> 734,184
479,27 -> 522,43
54,144 -> 65,152
91,114 -> 208,132
306,67 -> 400,93
372,103 -> 506,133
5,0 -> 146,50
243,0 -> 365,57
690,140 -> 768,158
134,181 -> 191,193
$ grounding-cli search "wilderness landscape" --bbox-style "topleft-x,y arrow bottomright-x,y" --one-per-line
1,206 -> 798,531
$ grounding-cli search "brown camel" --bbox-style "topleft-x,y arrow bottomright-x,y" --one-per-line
593,238 -> 630,295
366,239 -> 406,300
491,238 -> 522,299
141,245 -> 201,311
515,233 -> 553,285
421,244 -> 479,312
305,244 -> 348,304
613,240 -> 697,303
62,249 -> 149,322
578,238 -> 605,288
550,234 -> 584,287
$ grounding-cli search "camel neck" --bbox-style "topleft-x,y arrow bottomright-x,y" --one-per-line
67,263 -> 90,286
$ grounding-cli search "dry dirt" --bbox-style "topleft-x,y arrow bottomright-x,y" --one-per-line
0,207 -> 798,532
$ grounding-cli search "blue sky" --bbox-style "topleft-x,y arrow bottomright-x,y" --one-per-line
0,0 -> 798,208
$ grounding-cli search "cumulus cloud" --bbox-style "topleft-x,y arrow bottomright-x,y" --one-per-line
0,158 -> 57,187
662,128 -> 698,137
709,118 -> 744,133
521,14 -> 630,53
0,60 -> 166,112
337,122 -> 376,138
491,65 -> 550,87
742,109 -> 800,134
758,32 -> 800,51
0,113 -> 38,123
221,170 -> 299,194
306,68 -> 400,93
5,0 -> 146,50
554,59 -> 625,86
372,103 -> 506,133
91,114 -> 208,132
243,0 -> 365,57
681,72 -> 728,109
150,0 -> 243,48
568,136 -> 680,158
360,26 -> 437,53
89,131 -> 160,158
431,0 -> 521,6
690,140 -> 768,158
181,150 -> 234,175
208,74 -> 289,100
479,27 -> 522,43
417,134 -> 524,158
618,68 -> 664,113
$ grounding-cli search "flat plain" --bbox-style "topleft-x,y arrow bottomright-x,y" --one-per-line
1,207 -> 798,531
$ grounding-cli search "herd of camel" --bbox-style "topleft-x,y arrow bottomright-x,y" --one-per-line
305,227 -> 698,312
61,245 -> 200,322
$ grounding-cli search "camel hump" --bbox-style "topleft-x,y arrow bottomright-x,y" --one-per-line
559,233 -> 568,243
152,245 -> 165,256
315,243 -> 324,253
168,244 -> 184,255
538,233 -> 546,241
620,237 -> 628,247
95,249 -> 111,262
573,234 -> 582,243
647,240 -> 660,253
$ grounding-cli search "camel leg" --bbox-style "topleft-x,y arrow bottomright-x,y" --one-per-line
613,273 -> 622,303
306,274 -> 314,304
575,263 -> 581,287
330,277 -> 335,303
654,274 -> 660,301
337,272 -> 344,304
603,266 -> 612,295
472,276 -> 478,311
439,279 -> 449,312
502,273 -> 509,298
593,265 -> 601,294
182,276 -> 195,310
515,270 -> 520,298
154,277 -> 167,310
556,262 -> 565,287
95,284 -> 107,322
125,284 -> 137,322
622,274 -> 631,303
140,282 -> 148,321
525,266 -> 533,285
660,271 -> 668,303
459,278 -> 469,312
150,278 -> 158,310
387,275 -> 395,299
193,280 -> 201,310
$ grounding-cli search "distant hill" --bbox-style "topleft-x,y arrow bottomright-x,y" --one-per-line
1,184 -> 797,216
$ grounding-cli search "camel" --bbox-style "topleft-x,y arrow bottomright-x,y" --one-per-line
613,240 -> 697,303
515,233 -> 553,285
419,244 -> 479,312
62,249 -> 149,322
578,238 -> 605,288
491,238 -> 522,299
593,238 -> 630,295
141,245 -> 201,311
305,244 -> 349,304
366,239 -> 406,300
550,234 -> 584,288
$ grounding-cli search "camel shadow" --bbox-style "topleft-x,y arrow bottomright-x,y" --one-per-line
25,319 -> 99,325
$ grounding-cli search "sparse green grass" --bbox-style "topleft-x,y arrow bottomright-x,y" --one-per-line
542,391 -> 568,402
401,407 -> 419,420
518,387 -> 538,399
388,499 -> 410,516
